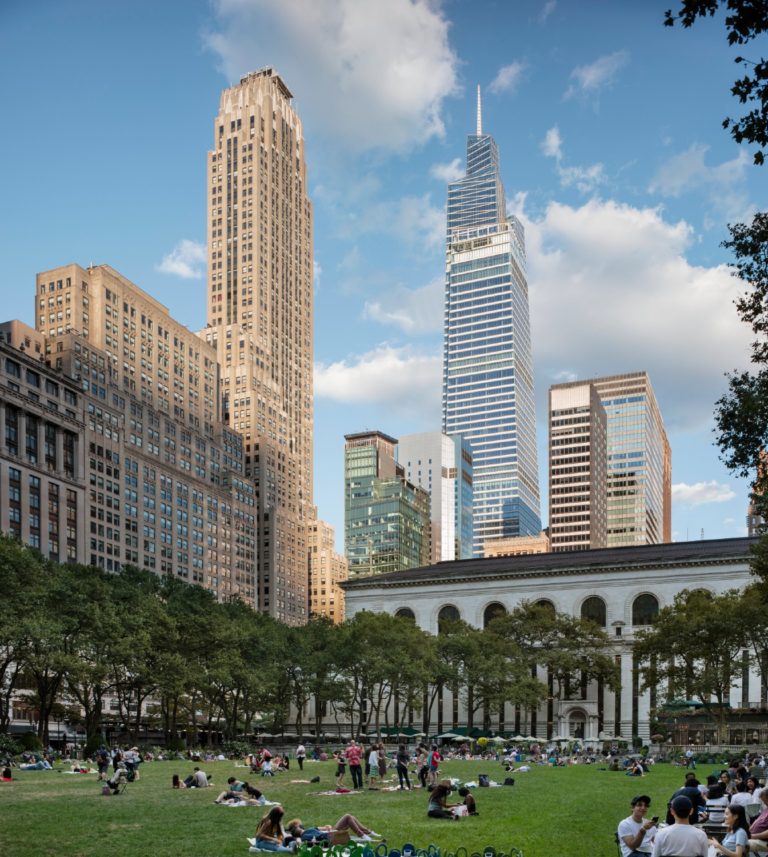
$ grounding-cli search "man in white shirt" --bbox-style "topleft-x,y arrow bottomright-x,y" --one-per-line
618,794 -> 657,857
652,795 -> 708,857
192,767 -> 209,788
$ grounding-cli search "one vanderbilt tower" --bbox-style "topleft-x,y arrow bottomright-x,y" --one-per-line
442,88 -> 541,555
203,69 -> 314,624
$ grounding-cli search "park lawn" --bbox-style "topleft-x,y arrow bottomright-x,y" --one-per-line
0,757 -> 688,857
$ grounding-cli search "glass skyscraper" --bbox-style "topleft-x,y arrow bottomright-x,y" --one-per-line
442,90 -> 541,555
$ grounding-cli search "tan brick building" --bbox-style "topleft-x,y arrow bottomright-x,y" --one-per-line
202,68 -> 314,624
307,516 -> 348,623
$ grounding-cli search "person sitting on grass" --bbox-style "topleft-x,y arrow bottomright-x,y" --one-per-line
252,806 -> 294,853
457,787 -> 477,815
427,781 -> 458,819
284,815 -> 381,845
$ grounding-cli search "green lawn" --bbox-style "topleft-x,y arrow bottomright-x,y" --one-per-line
0,757 -> 690,857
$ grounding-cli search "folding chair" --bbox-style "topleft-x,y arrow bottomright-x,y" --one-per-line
614,832 -> 622,857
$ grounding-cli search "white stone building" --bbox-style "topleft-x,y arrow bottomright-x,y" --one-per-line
342,537 -> 757,741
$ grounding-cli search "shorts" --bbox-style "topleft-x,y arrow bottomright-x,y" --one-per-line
336,764 -> 346,777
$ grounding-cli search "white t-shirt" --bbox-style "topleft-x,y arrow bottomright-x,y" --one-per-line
617,815 -> 656,857
706,795 -> 729,823
651,824 -> 708,857
731,791 -> 752,808
368,750 -> 379,768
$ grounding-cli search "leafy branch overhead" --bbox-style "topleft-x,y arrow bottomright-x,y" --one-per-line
665,0 -> 768,164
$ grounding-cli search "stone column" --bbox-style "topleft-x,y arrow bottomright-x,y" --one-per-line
39,479 -> 49,558
17,410 -> 27,459
620,649 -> 634,739
0,402 -> 6,453
55,428 -> 64,475
35,418 -> 43,467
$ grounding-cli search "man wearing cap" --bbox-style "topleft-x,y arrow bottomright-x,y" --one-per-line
618,795 -> 657,857
748,788 -> 768,853
652,795 -> 708,857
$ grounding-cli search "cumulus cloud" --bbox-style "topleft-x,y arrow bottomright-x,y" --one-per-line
363,194 -> 446,250
489,62 -> 526,95
430,158 -> 464,183
363,277 -> 444,333
510,196 -> 751,431
565,50 -> 629,100
156,240 -> 206,279
650,143 -> 752,222
315,344 -> 441,414
672,481 -> 737,506
540,126 -> 604,193
205,0 -> 460,152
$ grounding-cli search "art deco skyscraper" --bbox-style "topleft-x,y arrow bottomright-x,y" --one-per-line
442,89 -> 541,555
203,69 -> 314,624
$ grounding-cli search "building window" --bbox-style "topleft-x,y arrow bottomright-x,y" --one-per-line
395,607 -> 416,622
581,596 -> 607,627
483,602 -> 507,628
632,594 -> 659,626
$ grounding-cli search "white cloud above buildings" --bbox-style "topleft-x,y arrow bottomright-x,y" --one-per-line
539,1 -> 557,23
363,276 -> 444,333
540,126 -> 605,192
672,481 -> 737,506
489,62 -> 527,95
315,344 -> 441,415
156,240 -> 207,279
508,196 -> 750,431
206,0 -> 460,152
564,50 -> 629,100
649,143 -> 752,223
430,158 -> 464,183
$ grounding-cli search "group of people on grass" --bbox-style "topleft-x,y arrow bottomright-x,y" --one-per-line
251,806 -> 381,853
618,773 -> 768,857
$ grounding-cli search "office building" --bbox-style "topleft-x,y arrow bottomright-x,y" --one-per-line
203,68 -> 314,625
549,373 -> 671,548
591,373 -> 671,546
442,88 -> 541,556
26,262 -> 258,605
344,431 -> 431,576
548,382 -> 608,551
484,531 -> 550,557
307,515 -> 348,623
0,324 -> 86,562
397,431 -> 473,562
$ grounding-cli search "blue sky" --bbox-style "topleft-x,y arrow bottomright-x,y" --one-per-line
1,0 -> 765,550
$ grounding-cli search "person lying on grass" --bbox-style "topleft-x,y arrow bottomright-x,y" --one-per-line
284,815 -> 381,845
215,781 -> 268,805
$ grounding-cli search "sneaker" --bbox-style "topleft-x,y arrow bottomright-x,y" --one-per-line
357,835 -> 374,843
367,832 -> 382,839
247,838 -> 257,846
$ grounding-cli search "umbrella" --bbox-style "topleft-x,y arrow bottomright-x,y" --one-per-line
490,736 -> 507,744
524,736 -> 538,742
512,734 -> 526,741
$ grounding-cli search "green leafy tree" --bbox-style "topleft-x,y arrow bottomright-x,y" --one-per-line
665,1 -> 768,164
634,588 -> 746,740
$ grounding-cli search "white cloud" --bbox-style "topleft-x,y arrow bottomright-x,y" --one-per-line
565,50 -> 629,100
205,0 -> 460,152
315,344 -> 441,413
650,144 -> 752,222
313,259 -> 322,292
511,196 -> 751,431
156,240 -> 207,279
430,158 -> 464,183
672,481 -> 737,506
361,194 -> 446,250
541,126 -> 562,160
489,62 -> 526,95
540,126 -> 604,193
539,0 -> 556,22
363,276 -> 444,333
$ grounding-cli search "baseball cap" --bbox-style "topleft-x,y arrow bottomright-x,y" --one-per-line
671,794 -> 693,816
631,795 -> 651,806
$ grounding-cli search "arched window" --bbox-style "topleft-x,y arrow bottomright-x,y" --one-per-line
535,599 -> 556,616
581,596 -> 606,627
438,604 -> 461,633
483,602 -> 507,628
632,594 -> 659,626
395,607 -> 415,621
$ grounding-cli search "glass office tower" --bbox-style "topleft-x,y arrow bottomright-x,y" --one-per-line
442,91 -> 541,555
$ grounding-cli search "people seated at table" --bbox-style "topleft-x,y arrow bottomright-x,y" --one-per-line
653,795 -> 708,857
706,783 -> 730,824
731,780 -> 753,809
747,790 -> 768,854
617,794 -> 657,857
666,776 -> 708,825
710,805 -> 750,857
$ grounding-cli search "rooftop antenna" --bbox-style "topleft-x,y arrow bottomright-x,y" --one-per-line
476,84 -> 482,135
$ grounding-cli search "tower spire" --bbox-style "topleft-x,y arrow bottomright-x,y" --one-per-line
476,84 -> 482,135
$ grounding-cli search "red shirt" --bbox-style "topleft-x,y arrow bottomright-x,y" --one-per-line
345,745 -> 362,766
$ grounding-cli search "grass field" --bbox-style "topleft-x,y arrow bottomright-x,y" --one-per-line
1,757 -> 690,857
